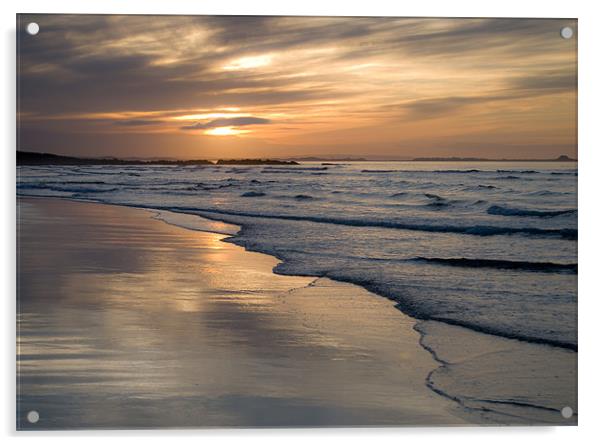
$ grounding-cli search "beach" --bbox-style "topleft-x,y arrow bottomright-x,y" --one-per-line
17,197 -> 469,429
15,13 -> 579,432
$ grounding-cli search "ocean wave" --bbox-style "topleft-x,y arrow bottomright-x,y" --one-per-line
260,169 -> 306,174
263,166 -> 328,171
487,205 -> 577,218
412,257 -> 577,273
188,182 -> 236,191
526,190 -> 563,196
361,169 -> 397,173
170,207 -> 578,240
423,193 -> 449,209
17,184 -> 118,194
418,316 -> 577,351
434,169 -> 481,173
458,184 -> 498,192
425,202 -> 449,209
303,269 -> 578,351
240,191 -> 266,197
49,180 -> 108,185
496,170 -> 539,174
76,169 -> 141,176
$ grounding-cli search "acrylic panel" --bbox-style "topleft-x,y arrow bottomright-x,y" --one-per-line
16,14 -> 577,429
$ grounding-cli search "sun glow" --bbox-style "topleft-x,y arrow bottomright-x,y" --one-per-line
223,55 -> 272,71
204,127 -> 248,136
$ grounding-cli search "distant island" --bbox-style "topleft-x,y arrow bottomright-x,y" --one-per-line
411,155 -> 576,162
17,151 -> 298,166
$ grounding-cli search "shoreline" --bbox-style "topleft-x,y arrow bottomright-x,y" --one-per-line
151,205 -> 578,352
17,197 -> 470,428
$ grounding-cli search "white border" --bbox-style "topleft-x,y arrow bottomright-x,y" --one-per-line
3,1 -> 601,443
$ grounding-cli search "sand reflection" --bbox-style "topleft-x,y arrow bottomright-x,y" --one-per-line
17,198 -> 463,428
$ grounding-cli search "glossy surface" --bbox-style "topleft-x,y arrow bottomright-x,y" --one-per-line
17,198 -> 464,429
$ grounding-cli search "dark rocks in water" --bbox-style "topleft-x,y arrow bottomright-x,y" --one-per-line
216,159 -> 299,165
555,155 -> 576,162
240,191 -> 266,197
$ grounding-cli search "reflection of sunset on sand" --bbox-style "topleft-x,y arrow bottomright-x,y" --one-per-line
17,198 -> 467,428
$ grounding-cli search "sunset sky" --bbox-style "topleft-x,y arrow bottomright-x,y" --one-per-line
17,15 -> 577,160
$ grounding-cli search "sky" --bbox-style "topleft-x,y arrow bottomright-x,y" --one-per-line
17,15 -> 577,160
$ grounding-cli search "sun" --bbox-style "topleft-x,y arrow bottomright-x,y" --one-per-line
204,127 -> 248,136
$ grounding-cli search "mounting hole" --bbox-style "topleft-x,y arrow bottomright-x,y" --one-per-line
27,410 -> 39,423
560,26 -> 573,40
26,22 -> 39,35
561,406 -> 573,419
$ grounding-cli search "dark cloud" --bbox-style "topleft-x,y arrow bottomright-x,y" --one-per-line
114,119 -> 162,126
511,72 -> 577,92
180,117 -> 271,130
17,20 -> 341,115
67,54 -> 153,76
398,69 -> 576,120
401,96 -> 495,117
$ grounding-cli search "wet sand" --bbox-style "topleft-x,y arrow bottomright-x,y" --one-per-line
17,198 -> 466,429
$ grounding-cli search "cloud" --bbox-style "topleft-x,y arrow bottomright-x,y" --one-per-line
511,72 -> 576,93
180,117 -> 271,130
16,14 -> 576,159
114,119 -> 162,126
400,96 -> 491,118
17,15 -> 576,118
